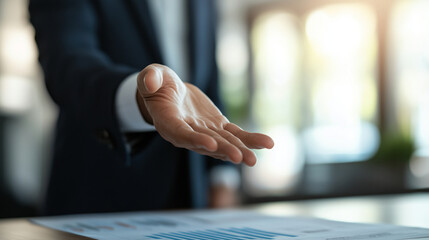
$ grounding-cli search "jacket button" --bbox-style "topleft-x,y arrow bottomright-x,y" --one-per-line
94,129 -> 115,149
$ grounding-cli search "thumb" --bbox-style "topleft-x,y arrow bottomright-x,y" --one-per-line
137,65 -> 163,95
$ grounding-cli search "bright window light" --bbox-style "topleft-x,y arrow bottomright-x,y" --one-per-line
304,3 -> 379,163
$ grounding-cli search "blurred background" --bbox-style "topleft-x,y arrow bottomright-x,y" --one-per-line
1,0 -> 429,218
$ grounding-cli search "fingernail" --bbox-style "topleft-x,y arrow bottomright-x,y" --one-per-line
143,75 -> 149,92
226,157 -> 239,164
198,145 -> 209,151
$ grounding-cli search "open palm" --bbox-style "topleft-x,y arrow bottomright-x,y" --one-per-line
136,64 -> 273,166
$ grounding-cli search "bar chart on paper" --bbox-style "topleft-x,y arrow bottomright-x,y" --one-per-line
146,227 -> 297,239
32,209 -> 429,240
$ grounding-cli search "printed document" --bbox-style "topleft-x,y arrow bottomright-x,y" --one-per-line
32,209 -> 429,240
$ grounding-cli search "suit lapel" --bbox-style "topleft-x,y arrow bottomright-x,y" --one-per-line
188,0 -> 199,86
187,0 -> 213,89
125,0 -> 213,90
125,0 -> 163,63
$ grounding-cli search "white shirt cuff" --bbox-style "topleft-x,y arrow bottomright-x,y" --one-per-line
116,72 -> 156,132
210,166 -> 241,190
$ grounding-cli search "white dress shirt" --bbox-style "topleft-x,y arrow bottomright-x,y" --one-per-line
115,0 -> 239,189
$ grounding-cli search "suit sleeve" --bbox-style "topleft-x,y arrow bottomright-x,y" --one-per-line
29,0 -> 137,158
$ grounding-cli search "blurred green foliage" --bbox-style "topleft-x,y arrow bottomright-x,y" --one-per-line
370,133 -> 415,164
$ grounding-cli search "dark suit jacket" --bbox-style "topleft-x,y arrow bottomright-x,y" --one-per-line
29,0 -> 225,215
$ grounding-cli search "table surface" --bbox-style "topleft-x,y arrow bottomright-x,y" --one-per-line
1,192 -> 428,240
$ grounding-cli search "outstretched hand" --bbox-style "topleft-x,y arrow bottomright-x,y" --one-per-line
136,64 -> 274,166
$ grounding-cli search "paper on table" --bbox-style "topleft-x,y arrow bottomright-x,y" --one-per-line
31,209 -> 429,240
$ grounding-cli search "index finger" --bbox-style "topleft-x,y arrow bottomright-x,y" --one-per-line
224,123 -> 274,149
